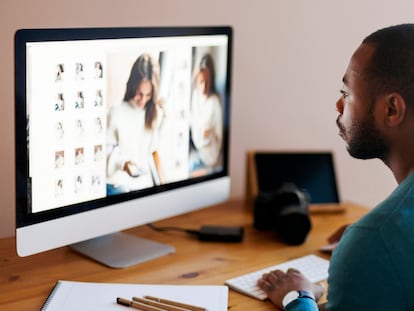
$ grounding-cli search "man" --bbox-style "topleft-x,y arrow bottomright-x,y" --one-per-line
258,24 -> 414,310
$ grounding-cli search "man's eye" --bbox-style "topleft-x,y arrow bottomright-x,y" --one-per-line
340,89 -> 349,98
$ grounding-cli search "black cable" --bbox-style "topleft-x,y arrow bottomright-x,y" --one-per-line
146,223 -> 200,237
147,223 -> 245,242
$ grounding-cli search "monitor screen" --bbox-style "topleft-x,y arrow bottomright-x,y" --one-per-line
254,152 -> 339,204
15,26 -> 232,267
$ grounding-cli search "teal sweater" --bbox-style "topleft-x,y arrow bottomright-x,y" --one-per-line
327,172 -> 414,310
286,172 -> 414,310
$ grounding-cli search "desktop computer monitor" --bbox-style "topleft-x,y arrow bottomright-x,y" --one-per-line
15,26 -> 232,268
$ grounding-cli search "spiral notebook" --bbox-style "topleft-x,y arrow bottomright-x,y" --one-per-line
41,280 -> 228,311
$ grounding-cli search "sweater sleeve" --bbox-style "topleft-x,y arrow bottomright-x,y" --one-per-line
326,225 -> 405,310
285,297 -> 319,311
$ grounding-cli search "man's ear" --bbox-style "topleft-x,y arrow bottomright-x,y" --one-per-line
385,93 -> 406,127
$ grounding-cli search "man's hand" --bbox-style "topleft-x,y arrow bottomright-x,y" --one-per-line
257,268 -> 324,310
327,224 -> 350,244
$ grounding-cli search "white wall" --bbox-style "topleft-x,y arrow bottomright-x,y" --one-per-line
2,0 -> 411,238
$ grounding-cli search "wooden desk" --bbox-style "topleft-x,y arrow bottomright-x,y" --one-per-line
0,199 -> 368,310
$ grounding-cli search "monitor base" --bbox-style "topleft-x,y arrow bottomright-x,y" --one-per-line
70,232 -> 175,268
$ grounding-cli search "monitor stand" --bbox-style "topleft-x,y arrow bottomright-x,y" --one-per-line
70,232 -> 175,268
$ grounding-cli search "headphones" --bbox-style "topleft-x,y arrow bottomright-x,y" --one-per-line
253,183 -> 312,245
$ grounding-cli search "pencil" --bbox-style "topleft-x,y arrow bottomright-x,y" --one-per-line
132,296 -> 190,311
117,297 -> 164,311
143,296 -> 206,311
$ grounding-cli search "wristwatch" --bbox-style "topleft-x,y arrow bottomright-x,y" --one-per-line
282,290 -> 316,309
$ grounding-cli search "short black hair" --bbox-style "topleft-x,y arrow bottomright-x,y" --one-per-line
362,24 -> 414,108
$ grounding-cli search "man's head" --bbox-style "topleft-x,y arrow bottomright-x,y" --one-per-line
336,24 -> 414,163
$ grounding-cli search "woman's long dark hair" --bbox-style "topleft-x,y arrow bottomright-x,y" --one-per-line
197,53 -> 218,96
123,53 -> 160,129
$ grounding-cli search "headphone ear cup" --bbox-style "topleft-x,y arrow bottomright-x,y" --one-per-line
276,212 -> 311,245
253,185 -> 312,245
253,191 -> 275,230
274,188 -> 311,245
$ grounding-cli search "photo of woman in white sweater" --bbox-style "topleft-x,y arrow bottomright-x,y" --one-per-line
106,53 -> 164,194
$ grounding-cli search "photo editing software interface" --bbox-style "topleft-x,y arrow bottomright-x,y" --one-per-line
17,28 -> 231,219
15,27 -> 231,260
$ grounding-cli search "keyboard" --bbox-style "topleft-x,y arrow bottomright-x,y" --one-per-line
225,254 -> 329,300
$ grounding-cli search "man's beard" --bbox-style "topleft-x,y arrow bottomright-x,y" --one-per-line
337,116 -> 389,160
